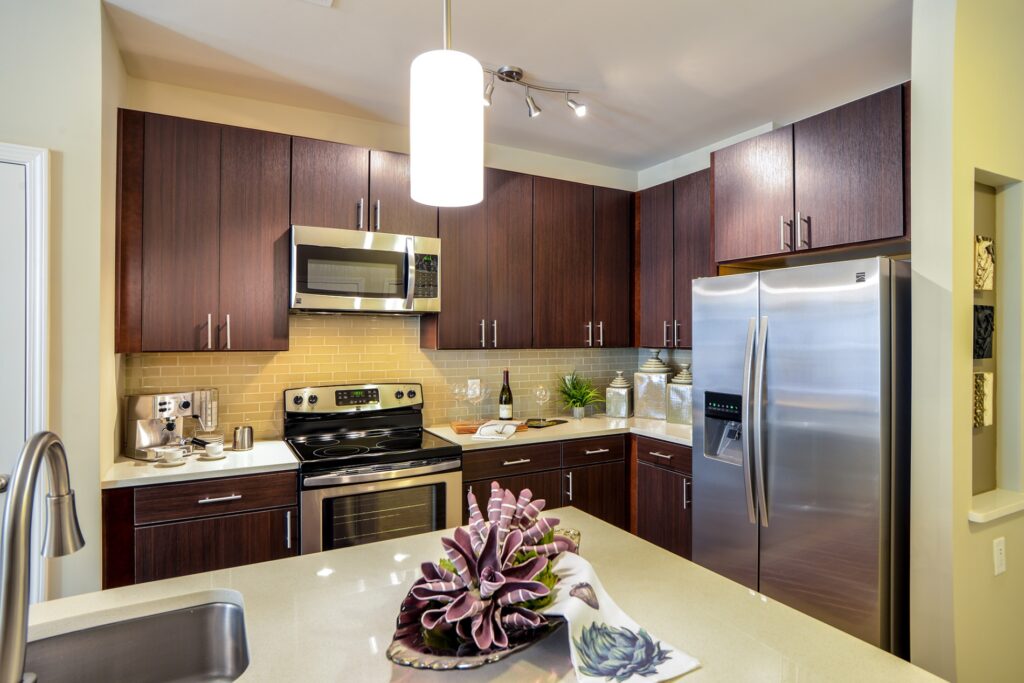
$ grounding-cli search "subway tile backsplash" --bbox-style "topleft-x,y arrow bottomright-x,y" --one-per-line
124,315 -> 642,439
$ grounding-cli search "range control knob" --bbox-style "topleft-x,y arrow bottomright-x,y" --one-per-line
407,389 -> 417,399
308,394 -> 319,405
292,395 -> 304,405
394,390 -> 405,399
181,400 -> 191,410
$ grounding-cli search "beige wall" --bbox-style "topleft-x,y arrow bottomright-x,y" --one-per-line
124,316 -> 639,442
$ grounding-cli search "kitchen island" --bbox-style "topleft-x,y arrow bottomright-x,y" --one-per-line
28,508 -> 939,682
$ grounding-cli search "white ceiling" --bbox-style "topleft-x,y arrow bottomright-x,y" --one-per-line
103,0 -> 912,171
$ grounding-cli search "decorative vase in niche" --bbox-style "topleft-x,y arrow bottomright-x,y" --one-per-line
572,406 -> 586,420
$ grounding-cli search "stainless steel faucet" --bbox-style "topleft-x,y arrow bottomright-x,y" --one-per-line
0,432 -> 85,683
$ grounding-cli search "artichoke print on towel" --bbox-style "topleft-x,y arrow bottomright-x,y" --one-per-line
574,622 -> 671,682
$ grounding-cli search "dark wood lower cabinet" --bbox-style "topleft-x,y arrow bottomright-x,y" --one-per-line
464,470 -> 563,524
565,461 -> 628,530
636,461 -> 692,558
135,507 -> 297,583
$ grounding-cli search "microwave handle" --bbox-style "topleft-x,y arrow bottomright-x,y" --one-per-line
405,237 -> 416,310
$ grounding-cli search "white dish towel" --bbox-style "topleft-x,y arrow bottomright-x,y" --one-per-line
472,420 -> 521,440
543,552 -> 700,682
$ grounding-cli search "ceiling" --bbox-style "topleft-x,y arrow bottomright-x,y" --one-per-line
104,0 -> 912,171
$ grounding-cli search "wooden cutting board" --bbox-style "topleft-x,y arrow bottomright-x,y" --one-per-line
449,420 -> 529,435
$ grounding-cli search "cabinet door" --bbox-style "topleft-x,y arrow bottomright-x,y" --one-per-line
636,462 -> 691,558
487,170 -> 534,348
593,187 -> 633,348
564,461 -> 627,530
712,125 -> 794,262
464,471 -> 562,524
672,169 -> 713,349
141,114 -> 221,351
134,507 -> 297,583
637,182 -> 674,348
290,137 -> 369,230
369,150 -> 438,237
431,200 -> 488,349
794,85 -> 904,249
218,127 -> 291,351
533,177 -> 594,348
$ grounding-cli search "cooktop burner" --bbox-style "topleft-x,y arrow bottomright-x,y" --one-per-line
285,428 -> 460,473
376,437 -> 424,451
311,445 -> 371,458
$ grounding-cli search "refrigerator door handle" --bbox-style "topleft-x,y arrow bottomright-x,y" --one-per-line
741,317 -> 758,525
753,315 -> 769,527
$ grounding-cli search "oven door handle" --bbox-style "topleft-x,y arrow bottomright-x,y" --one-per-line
302,458 -> 461,488
404,237 -> 417,311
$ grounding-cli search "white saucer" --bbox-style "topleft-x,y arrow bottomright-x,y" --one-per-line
197,453 -> 227,461
154,459 -> 187,468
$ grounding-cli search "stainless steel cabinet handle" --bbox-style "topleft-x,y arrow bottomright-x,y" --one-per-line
779,216 -> 793,251
584,448 -> 610,455
753,315 -> 769,527
597,321 -> 604,347
285,510 -> 292,549
649,451 -> 673,460
683,478 -> 691,510
375,199 -> 381,231
357,198 -> 364,230
796,211 -> 809,248
586,321 -> 593,347
566,471 -> 574,501
492,319 -> 498,348
741,317 -> 757,525
225,313 -> 231,350
206,313 -> 212,350
197,494 -> 242,505
673,319 -> 680,347
480,319 -> 486,348
502,458 -> 531,466
663,320 -> 670,347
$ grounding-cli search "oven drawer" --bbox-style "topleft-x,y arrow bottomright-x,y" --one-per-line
636,436 -> 692,476
561,435 -> 625,468
134,472 -> 298,525
462,443 -> 562,481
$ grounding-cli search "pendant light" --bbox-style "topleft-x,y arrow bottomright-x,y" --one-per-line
410,0 -> 483,207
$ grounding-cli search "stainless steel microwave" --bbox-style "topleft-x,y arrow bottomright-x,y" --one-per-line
290,225 -> 440,313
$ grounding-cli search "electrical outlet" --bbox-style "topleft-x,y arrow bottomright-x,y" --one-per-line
994,537 -> 1006,576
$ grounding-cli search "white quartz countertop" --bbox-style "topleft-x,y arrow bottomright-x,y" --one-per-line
427,416 -> 692,451
29,508 -> 940,682
101,441 -> 299,489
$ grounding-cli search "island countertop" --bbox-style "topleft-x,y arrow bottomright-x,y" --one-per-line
27,508 -> 939,682
427,416 -> 693,451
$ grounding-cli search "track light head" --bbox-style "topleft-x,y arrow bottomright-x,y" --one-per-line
526,90 -> 542,118
566,96 -> 587,118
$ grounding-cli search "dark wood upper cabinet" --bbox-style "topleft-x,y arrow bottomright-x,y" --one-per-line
565,461 -> 628,530
116,109 -> 145,353
487,170 -> 534,349
422,169 -> 532,349
290,136 -> 369,230
636,461 -> 691,559
141,114 -> 222,352
369,150 -> 438,237
533,177 -> 595,348
593,187 -> 633,347
673,169 -> 713,349
218,127 -> 291,351
637,182 -> 674,348
712,125 -> 795,263
793,84 -> 904,250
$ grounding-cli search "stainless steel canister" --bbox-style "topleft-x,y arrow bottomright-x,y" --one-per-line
233,425 -> 254,451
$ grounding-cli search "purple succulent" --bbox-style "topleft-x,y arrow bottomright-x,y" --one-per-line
402,482 -> 577,652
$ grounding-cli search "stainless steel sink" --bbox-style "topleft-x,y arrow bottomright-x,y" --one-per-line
24,602 -> 248,683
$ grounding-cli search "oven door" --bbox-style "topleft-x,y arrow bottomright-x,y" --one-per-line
290,225 -> 440,313
300,465 -> 462,554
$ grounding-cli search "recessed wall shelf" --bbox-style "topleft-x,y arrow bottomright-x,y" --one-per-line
968,488 -> 1024,524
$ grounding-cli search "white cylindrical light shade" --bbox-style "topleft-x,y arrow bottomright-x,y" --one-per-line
410,49 -> 483,207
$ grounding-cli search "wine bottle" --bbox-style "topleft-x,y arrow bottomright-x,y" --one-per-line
499,369 -> 513,420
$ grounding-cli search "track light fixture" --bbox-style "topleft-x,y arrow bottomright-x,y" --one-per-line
483,65 -> 587,120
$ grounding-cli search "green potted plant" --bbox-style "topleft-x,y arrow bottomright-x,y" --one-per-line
558,372 -> 603,419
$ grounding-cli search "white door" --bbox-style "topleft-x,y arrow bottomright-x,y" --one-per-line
0,160 -> 27,499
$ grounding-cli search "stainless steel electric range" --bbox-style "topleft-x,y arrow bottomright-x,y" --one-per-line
283,383 -> 462,554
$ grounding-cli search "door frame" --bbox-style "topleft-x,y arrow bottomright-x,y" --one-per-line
0,142 -> 50,601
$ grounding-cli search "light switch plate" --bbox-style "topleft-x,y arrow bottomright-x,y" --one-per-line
994,537 -> 1006,575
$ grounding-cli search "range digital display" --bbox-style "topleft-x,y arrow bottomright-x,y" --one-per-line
335,388 -> 380,406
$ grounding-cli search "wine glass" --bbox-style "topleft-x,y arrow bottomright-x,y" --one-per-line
449,383 -> 468,421
534,386 -> 551,420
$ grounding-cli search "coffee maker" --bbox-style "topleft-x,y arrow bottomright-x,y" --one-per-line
123,389 -> 218,461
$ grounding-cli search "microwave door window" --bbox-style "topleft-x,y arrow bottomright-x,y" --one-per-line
297,246 -> 407,298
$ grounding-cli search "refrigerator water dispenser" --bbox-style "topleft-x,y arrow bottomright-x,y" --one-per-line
703,391 -> 743,466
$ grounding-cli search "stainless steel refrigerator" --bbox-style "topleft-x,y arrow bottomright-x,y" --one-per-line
692,257 -> 909,656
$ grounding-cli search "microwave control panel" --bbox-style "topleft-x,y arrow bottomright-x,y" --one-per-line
414,254 -> 439,299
